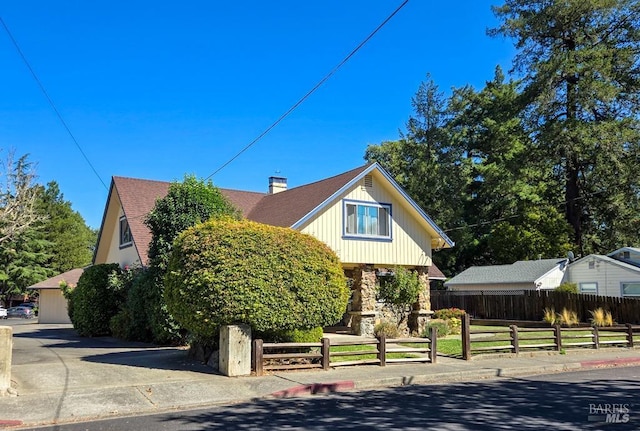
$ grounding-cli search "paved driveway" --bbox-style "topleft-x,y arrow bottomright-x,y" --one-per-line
7,320 -> 217,396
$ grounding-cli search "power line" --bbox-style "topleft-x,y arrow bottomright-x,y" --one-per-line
442,189 -> 609,233
1,17 -> 108,191
205,0 -> 410,180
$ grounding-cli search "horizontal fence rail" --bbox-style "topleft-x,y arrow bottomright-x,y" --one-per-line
461,314 -> 640,360
431,290 -> 640,324
253,328 -> 437,376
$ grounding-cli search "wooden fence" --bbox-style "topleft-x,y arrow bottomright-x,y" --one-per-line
252,328 -> 437,376
461,313 -> 640,360
431,290 -> 640,324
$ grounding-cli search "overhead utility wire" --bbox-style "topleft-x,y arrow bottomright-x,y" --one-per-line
205,0 -> 410,180
442,190 -> 608,233
1,17 -> 108,190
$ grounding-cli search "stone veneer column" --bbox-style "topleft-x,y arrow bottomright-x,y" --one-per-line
409,266 -> 431,335
349,264 -> 378,336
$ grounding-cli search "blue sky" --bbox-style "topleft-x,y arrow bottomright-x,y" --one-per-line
1,1 -> 515,229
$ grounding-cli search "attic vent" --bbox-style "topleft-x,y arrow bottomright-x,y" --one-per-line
363,175 -> 373,189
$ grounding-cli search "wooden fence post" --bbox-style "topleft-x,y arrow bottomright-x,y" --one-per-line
429,326 -> 437,364
377,334 -> 386,367
626,323 -> 634,348
321,337 -> 331,370
592,326 -> 599,349
510,325 -> 519,355
462,312 -> 471,360
253,339 -> 263,376
554,325 -> 562,351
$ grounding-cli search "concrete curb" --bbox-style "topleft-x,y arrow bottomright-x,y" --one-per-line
580,357 -> 640,369
271,381 -> 355,398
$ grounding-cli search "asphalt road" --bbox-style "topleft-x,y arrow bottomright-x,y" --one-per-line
20,366 -> 640,431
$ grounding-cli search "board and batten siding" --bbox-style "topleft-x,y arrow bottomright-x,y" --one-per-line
299,174 -> 433,267
564,257 -> 640,298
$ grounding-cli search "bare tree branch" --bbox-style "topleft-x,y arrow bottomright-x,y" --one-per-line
0,149 -> 45,244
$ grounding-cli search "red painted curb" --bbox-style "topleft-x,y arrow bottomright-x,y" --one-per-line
0,420 -> 23,428
580,357 -> 640,368
271,381 -> 355,398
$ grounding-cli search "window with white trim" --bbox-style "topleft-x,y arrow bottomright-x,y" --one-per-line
119,216 -> 132,248
621,282 -> 640,297
579,282 -> 598,294
344,201 -> 391,239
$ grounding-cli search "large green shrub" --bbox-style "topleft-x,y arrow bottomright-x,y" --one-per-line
377,267 -> 422,305
377,267 -> 422,328
109,267 -> 162,342
113,176 -> 240,345
374,320 -> 401,338
265,327 -> 324,343
555,282 -> 578,293
69,263 -> 123,336
165,219 -> 349,338
423,319 -> 451,338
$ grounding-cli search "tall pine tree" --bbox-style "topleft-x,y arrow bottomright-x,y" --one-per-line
490,0 -> 640,254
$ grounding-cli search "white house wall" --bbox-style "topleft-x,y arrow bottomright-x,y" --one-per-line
299,174 -> 433,267
564,257 -> 640,297
536,267 -> 566,290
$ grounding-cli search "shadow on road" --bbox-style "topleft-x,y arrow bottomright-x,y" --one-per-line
161,375 -> 640,430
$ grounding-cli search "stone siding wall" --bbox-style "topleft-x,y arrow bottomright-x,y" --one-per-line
347,265 -> 431,337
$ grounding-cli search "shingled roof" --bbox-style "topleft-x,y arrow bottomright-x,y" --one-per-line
445,258 -> 566,286
247,165 -> 368,227
108,176 -> 265,266
28,267 -> 85,290
98,163 -> 452,267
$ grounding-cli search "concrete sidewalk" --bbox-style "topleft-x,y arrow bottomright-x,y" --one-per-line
2,322 -> 640,429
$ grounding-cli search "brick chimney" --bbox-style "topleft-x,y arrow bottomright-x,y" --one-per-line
268,176 -> 287,194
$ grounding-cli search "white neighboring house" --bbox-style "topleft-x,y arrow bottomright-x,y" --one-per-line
444,258 -> 569,291
562,247 -> 640,298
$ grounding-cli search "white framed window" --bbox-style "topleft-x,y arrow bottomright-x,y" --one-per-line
579,282 -> 598,295
343,200 -> 391,240
621,282 -> 640,297
119,216 -> 132,248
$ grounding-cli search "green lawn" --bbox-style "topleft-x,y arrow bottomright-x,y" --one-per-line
436,326 -> 608,357
328,326 -> 615,361
329,343 -> 420,362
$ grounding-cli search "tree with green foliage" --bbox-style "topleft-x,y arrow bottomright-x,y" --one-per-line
116,175 -> 241,344
490,0 -> 640,255
365,77 -> 471,274
68,263 -> 123,336
447,67 -> 572,265
37,181 -> 96,273
366,70 -> 572,276
165,219 -> 349,341
146,175 -> 241,271
0,227 -> 53,305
